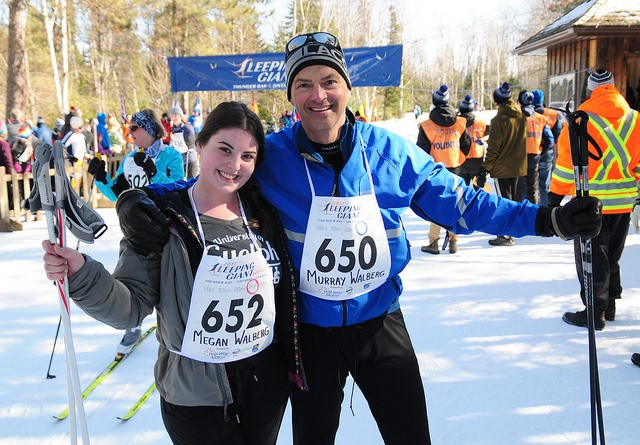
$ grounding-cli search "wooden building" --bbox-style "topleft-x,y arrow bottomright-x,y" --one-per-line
515,0 -> 640,110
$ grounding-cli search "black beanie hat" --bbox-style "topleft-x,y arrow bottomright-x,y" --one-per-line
284,32 -> 352,100
517,90 -> 534,106
458,94 -> 474,113
493,82 -> 512,105
432,85 -> 450,106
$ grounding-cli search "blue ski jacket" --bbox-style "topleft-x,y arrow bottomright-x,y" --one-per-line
97,143 -> 184,202
147,111 -> 541,328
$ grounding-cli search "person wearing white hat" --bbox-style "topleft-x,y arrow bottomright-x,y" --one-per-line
169,106 -> 199,178
62,115 -> 88,191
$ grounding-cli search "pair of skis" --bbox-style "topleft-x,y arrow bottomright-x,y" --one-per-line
54,324 -> 157,421
118,383 -> 157,421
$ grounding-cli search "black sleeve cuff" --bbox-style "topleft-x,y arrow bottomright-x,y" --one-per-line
535,205 -> 555,237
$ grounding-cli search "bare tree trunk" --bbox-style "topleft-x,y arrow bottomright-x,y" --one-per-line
132,87 -> 139,114
6,0 -> 28,116
88,48 -> 102,111
127,62 -> 139,113
480,48 -> 486,110
399,73 -> 404,117
113,70 -> 121,116
42,0 -> 64,114
60,0 -> 70,112
25,52 -> 36,118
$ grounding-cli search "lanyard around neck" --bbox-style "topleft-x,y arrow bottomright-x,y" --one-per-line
188,185 -> 260,251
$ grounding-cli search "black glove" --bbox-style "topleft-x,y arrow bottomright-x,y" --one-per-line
87,157 -> 107,184
475,168 -> 488,189
547,191 -> 564,208
116,188 -> 169,256
111,174 -> 131,198
536,196 -> 602,240
134,151 -> 157,178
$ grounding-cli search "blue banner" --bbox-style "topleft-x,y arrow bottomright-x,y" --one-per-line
167,45 -> 403,92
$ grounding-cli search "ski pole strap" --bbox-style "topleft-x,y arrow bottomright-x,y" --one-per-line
23,143 -> 55,215
564,107 -> 604,198
566,110 -> 588,168
52,141 -> 108,243
24,141 -> 108,243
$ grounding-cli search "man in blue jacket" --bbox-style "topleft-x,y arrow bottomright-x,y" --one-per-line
117,32 -> 602,445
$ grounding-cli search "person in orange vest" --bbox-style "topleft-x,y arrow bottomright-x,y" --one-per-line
417,84 -> 471,254
458,94 -> 488,186
516,90 -> 554,204
532,89 -> 565,206
550,69 -> 640,332
477,82 -> 528,247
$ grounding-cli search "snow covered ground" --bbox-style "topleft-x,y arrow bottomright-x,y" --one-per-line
1,114 -> 639,445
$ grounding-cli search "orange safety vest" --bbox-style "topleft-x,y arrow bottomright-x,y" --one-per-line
543,108 -> 558,130
543,108 -> 559,149
420,117 -> 467,168
550,85 -> 640,214
525,112 -> 549,155
466,119 -> 487,159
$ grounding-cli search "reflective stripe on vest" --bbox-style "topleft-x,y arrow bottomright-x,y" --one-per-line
420,118 -> 467,168
582,110 -> 639,212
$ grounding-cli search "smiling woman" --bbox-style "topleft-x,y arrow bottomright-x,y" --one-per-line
41,101 -> 305,444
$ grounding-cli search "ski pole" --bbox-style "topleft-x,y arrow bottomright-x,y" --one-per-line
566,107 -> 605,445
46,315 -> 62,379
26,141 -> 106,443
29,143 -> 84,444
53,141 -> 91,445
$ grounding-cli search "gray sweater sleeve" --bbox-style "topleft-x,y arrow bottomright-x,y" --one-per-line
68,239 -> 160,330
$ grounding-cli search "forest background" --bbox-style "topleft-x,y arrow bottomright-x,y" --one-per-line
0,0 -> 584,125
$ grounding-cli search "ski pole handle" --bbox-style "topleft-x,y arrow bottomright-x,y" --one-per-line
567,110 -> 590,197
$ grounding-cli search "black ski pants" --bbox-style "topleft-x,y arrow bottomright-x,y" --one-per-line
160,343 -> 289,445
291,309 -> 431,445
494,176 -> 521,202
516,154 -> 541,204
574,212 -> 630,313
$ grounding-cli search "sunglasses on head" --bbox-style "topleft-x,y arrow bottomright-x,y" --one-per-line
285,32 -> 339,56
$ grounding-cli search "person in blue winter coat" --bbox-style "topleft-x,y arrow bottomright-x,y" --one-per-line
95,112 -> 113,156
87,109 -> 184,203
115,32 -> 603,445
87,108 -> 185,354
34,117 -> 54,147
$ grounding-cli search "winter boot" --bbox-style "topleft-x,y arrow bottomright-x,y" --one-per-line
605,299 -> 616,321
562,309 -> 605,331
631,353 -> 640,367
117,326 -> 142,356
449,238 -> 458,254
488,235 -> 515,246
421,240 -> 440,255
